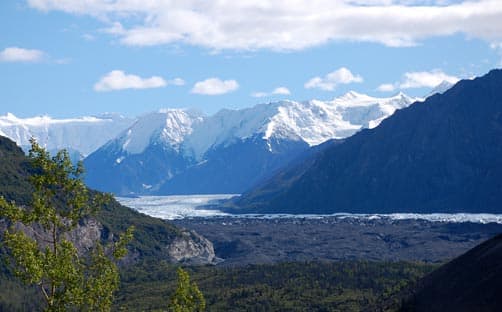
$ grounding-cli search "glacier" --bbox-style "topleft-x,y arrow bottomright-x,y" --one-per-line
116,195 -> 502,224
117,194 -> 234,219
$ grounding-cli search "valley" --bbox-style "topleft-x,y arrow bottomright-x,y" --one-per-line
3,2 -> 502,310
117,194 -> 502,266
178,216 -> 502,266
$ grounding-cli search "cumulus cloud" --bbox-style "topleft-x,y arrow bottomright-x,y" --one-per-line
26,0 -> 502,51
94,70 -> 167,92
399,70 -> 459,89
305,67 -> 363,91
273,87 -> 291,95
0,47 -> 45,62
377,69 -> 460,92
191,78 -> 239,95
376,83 -> 396,92
252,86 -> 291,97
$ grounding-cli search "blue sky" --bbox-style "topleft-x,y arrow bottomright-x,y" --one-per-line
1,0 -> 501,118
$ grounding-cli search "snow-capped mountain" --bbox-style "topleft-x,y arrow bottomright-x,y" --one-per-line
83,109 -> 205,195
184,91 -> 419,158
0,113 -> 134,158
426,80 -> 454,97
116,109 -> 204,155
84,91 -> 420,195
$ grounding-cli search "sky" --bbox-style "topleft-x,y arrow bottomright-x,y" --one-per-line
1,0 -> 501,118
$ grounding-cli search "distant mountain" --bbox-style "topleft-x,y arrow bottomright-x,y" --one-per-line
0,113 -> 134,158
83,109 -> 204,195
231,69 -> 502,214
399,233 -> 502,311
426,80 -> 454,97
84,92 -> 418,195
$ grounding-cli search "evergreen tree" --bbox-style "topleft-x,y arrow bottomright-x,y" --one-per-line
0,139 -> 133,311
169,267 -> 206,312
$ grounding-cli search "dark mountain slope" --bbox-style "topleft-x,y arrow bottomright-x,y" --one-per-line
400,233 -> 502,312
84,140 -> 190,195
157,136 -> 309,195
0,136 -> 33,204
232,69 -> 502,214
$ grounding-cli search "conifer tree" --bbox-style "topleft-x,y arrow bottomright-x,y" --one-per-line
169,267 -> 206,312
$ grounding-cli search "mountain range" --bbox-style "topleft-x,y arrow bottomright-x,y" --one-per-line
82,92 -> 419,195
0,113 -> 133,159
230,69 -> 502,214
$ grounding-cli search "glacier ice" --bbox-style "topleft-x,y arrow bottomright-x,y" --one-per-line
117,195 -> 502,224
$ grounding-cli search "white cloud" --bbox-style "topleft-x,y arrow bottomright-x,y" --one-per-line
94,70 -> 167,92
377,69 -> 460,92
26,0 -> 502,51
272,87 -> 291,95
191,78 -> 239,95
252,86 -> 291,97
0,47 -> 45,62
305,67 -> 363,91
399,70 -> 459,89
376,83 -> 396,92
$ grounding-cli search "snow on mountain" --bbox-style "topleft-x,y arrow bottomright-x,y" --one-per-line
183,103 -> 283,159
0,112 -> 134,156
184,91 -> 420,159
426,80 -> 454,97
18,90 -> 417,196
117,109 -> 204,155
83,109 -> 205,195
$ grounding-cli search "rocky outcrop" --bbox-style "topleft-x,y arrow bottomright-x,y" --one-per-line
1,217 -> 218,265
167,229 -> 220,265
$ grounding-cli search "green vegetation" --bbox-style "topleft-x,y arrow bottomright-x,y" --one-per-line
116,260 -> 436,311
0,139 -> 134,311
169,268 -> 206,312
0,135 -> 184,265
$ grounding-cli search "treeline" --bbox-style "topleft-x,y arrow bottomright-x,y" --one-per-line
116,260 -> 436,311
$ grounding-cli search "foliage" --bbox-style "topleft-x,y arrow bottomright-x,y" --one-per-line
0,139 -> 133,311
169,268 -> 206,312
0,135 -> 186,271
116,260 -> 436,311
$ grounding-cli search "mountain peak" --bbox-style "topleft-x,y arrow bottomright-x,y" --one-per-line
118,109 -> 204,155
426,80 -> 455,97
338,90 -> 373,102
392,91 -> 407,98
